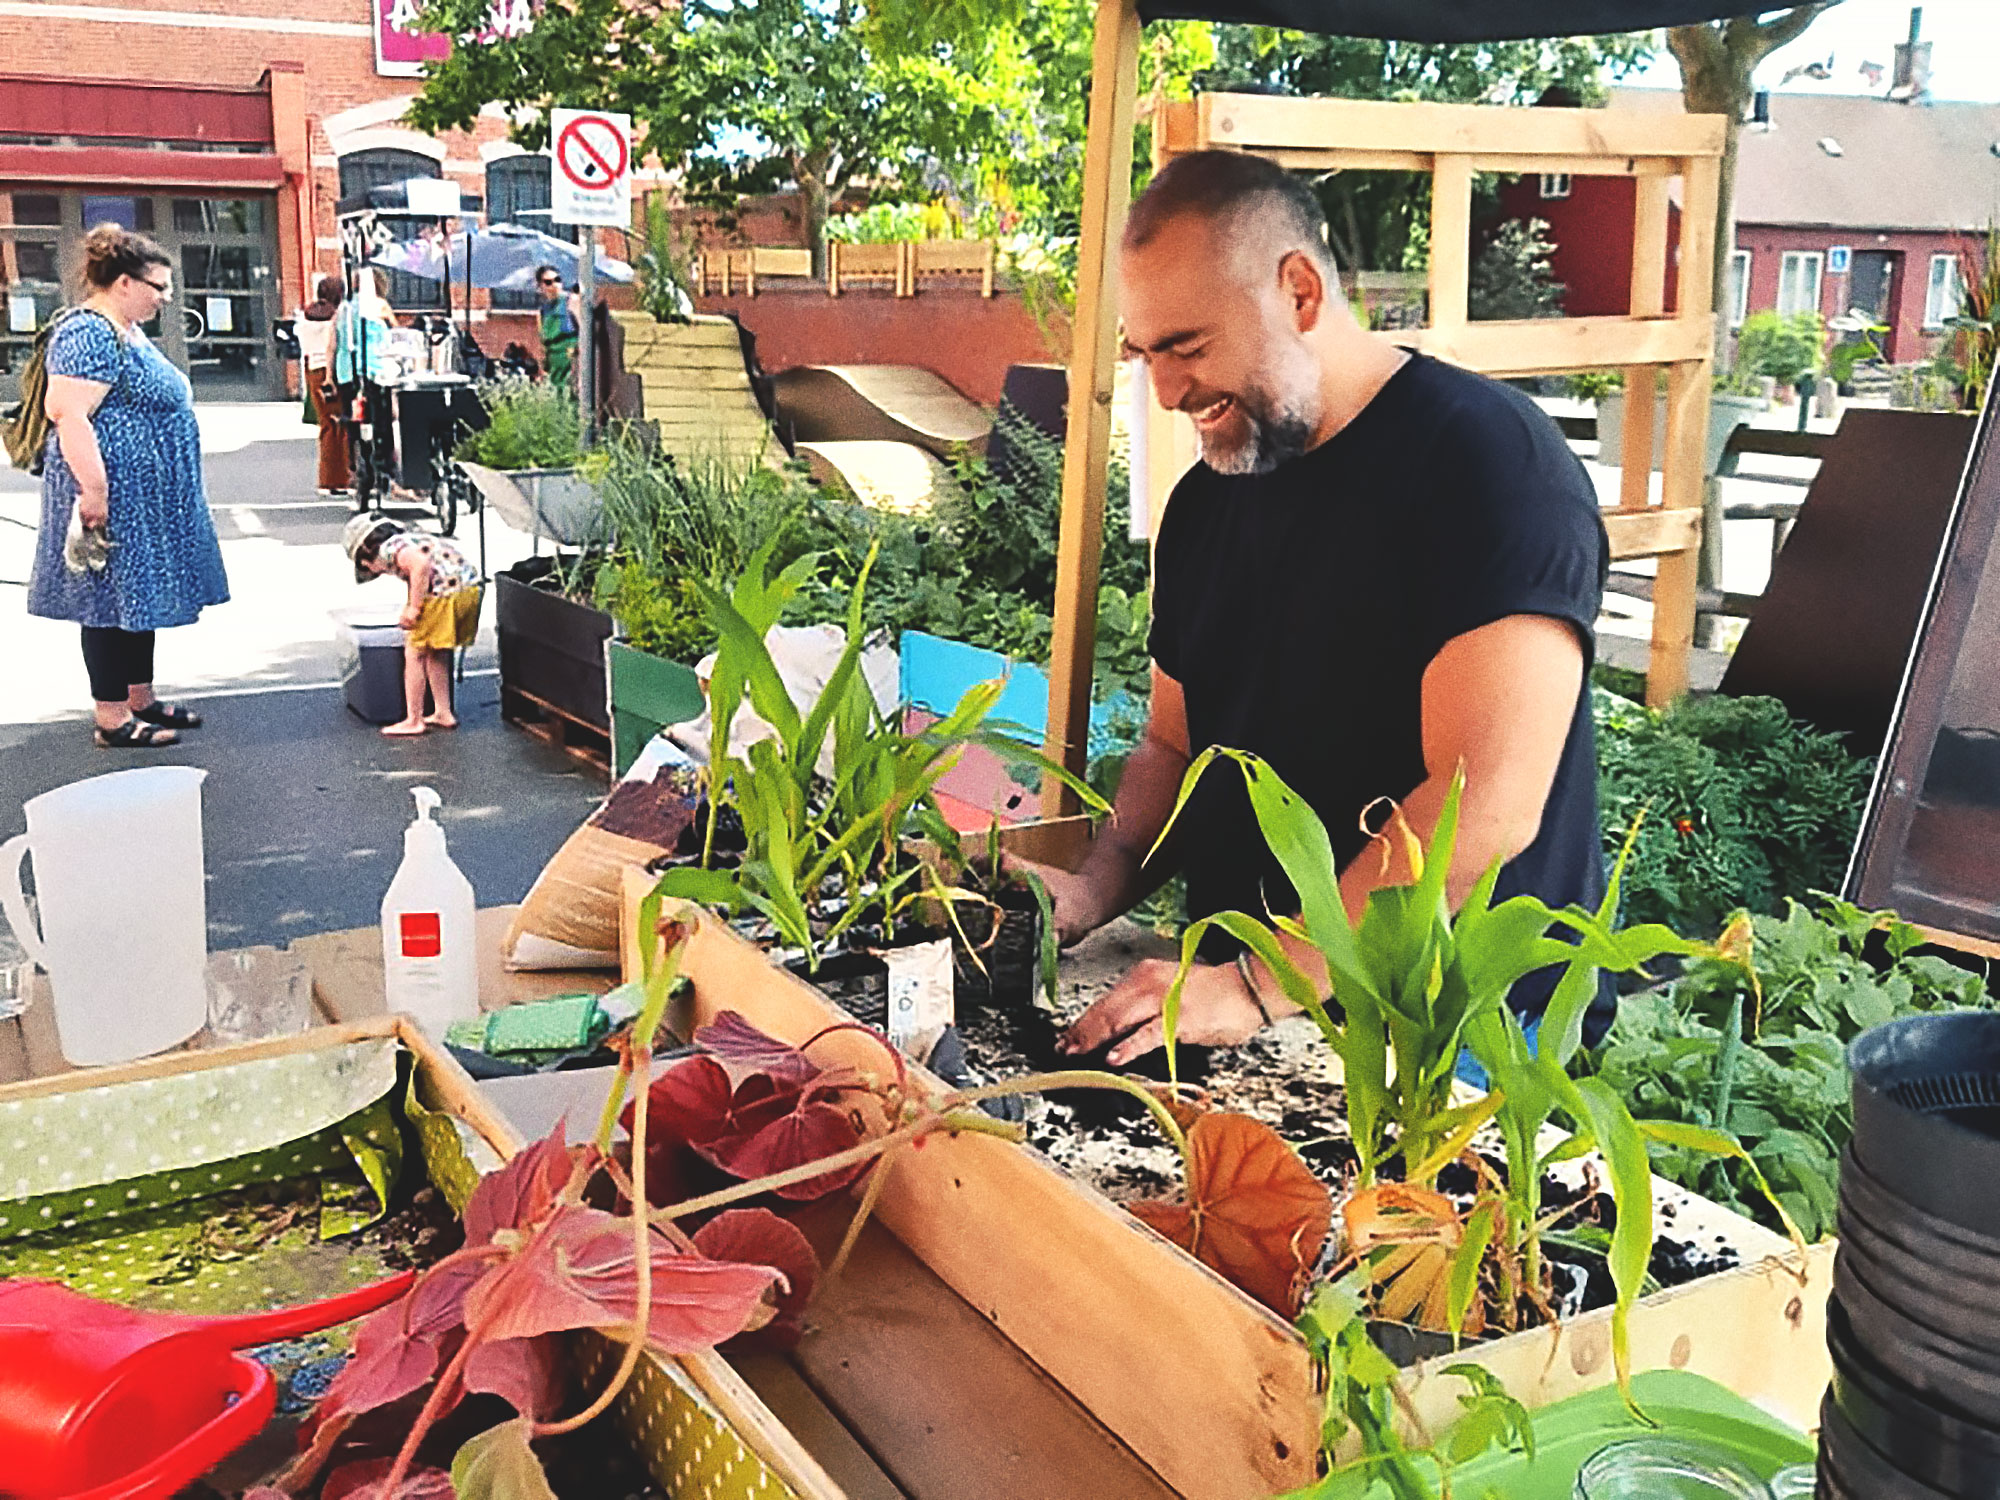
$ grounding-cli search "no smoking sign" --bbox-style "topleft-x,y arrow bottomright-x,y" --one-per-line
550,107 -> 632,226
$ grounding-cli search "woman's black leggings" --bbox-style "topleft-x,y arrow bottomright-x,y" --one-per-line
81,626 -> 156,704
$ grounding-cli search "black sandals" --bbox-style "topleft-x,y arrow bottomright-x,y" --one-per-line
94,719 -> 179,749
133,702 -> 202,729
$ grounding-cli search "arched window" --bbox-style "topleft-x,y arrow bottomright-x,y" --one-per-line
485,154 -> 575,310
339,147 -> 446,310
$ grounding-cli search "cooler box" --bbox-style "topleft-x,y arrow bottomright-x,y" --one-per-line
332,608 -> 453,724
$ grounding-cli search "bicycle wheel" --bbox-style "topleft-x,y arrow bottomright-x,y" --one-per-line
435,471 -> 457,536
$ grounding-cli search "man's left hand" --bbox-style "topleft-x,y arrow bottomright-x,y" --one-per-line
1060,958 -> 1265,1066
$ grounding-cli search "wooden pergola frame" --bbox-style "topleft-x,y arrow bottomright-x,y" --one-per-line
1040,0 -> 1727,819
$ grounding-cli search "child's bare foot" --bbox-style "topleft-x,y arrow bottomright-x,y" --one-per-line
380,719 -> 428,737
422,713 -> 458,730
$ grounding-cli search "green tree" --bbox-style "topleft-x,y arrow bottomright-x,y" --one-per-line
1201,31 -> 1656,271
1667,7 -> 1841,343
411,0 -> 1034,268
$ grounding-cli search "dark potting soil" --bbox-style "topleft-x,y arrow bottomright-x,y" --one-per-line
947,919 -> 1741,1338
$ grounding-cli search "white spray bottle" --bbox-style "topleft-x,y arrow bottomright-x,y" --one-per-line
381,785 -> 478,1036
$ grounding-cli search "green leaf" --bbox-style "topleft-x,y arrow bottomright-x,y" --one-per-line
452,1418 -> 558,1500
1569,1075 -> 1653,1402
1447,1199 -> 1498,1339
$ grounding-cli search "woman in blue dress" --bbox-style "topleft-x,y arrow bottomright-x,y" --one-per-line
27,224 -> 229,747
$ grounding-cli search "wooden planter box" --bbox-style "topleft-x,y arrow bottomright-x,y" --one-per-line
619,872 -> 1834,1489
607,638 -> 706,777
496,558 -> 615,767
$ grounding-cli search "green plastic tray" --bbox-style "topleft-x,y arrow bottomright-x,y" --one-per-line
1442,1369 -> 1815,1499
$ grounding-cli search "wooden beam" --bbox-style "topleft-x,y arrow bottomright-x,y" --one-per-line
1154,97 -> 1199,157
1427,155 -> 1473,336
1620,174 -> 1671,512
1248,148 -> 1677,177
1198,93 -> 1727,160
1412,314 -> 1708,375
1043,0 -> 1141,816
1604,505 -> 1702,559
1648,362 -> 1710,705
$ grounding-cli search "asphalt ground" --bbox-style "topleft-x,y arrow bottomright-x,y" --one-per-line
0,408 -> 606,955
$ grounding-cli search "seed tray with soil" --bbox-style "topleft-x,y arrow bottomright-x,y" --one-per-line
947,918 -> 1751,1345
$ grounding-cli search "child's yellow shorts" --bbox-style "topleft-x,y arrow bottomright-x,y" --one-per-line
407,586 -> 483,651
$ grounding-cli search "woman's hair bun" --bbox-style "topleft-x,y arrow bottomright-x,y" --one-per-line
81,222 -> 170,291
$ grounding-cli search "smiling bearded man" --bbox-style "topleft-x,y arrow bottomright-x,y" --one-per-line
1012,149 -> 1612,1067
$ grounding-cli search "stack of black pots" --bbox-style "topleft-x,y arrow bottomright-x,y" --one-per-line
1820,1011 -> 2000,1497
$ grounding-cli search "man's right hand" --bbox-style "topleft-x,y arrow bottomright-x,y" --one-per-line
77,490 -> 109,529
1004,853 -> 1115,949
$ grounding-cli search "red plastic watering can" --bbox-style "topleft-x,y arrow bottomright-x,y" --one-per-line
0,1271 -> 415,1500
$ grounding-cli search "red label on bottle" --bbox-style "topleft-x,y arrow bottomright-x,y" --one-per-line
399,912 -> 443,959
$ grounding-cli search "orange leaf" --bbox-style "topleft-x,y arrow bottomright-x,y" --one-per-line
1130,1112 -> 1331,1316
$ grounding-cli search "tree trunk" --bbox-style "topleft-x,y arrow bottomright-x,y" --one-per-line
797,154 -> 832,278
1669,8 -> 1836,368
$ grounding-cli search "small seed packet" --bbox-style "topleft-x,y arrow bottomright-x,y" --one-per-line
884,938 -> 954,1062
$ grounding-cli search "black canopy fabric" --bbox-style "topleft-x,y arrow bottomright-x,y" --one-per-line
1133,0 -> 1769,41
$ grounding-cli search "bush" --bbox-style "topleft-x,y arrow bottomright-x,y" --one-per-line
1594,687 -> 1876,938
1734,310 -> 1824,386
1467,217 -> 1565,321
455,377 -> 583,470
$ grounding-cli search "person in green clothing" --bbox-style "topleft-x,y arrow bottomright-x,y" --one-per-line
534,265 -> 580,386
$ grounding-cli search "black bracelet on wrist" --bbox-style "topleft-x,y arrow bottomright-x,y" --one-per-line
1235,951 -> 1276,1026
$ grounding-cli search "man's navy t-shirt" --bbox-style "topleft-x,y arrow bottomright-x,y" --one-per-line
1148,351 -> 1609,1021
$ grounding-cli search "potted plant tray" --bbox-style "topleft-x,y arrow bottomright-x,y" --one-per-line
461,461 -> 604,548
620,869 -> 1836,1487
607,637 -> 707,778
0,1015 -> 825,1500
496,555 -> 615,766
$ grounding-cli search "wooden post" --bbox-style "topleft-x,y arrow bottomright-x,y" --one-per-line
1649,154 -> 1721,705
1620,174 -> 1670,513
827,242 -> 841,297
1042,0 -> 1141,818
1426,155 -> 1473,336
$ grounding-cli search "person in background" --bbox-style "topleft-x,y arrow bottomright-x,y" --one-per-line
535,265 -> 580,387
27,223 -> 229,748
295,274 -> 348,494
343,515 -> 482,738
332,270 -> 399,489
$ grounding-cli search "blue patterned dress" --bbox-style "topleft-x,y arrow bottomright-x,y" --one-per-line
26,311 -> 229,631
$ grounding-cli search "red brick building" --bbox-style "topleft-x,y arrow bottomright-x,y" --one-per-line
1498,89 -> 2000,365
0,0 -> 652,402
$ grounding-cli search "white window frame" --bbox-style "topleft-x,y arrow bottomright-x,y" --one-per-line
1777,250 -> 1824,317
1538,172 -> 1572,200
1925,252 -> 1964,329
1728,248 -> 1753,327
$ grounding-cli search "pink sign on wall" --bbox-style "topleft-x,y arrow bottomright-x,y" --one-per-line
375,0 -> 533,79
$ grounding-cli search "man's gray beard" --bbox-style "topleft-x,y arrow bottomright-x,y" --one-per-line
1202,387 -> 1321,476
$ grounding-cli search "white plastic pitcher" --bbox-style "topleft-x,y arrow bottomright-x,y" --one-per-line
0,767 -> 209,1065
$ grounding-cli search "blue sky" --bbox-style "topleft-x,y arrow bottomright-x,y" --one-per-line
1625,2 -> 2000,103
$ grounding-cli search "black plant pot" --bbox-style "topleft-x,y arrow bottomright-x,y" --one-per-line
1829,1298 -> 2000,1498
787,949 -> 890,1031
496,557 -> 614,733
953,883 -> 1043,1011
1819,1390 -> 1955,1500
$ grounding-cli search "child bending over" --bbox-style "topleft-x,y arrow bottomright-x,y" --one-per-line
343,515 -> 483,736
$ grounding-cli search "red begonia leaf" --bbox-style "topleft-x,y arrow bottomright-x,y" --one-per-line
1128,1111 -> 1331,1316
322,1459 -> 456,1500
462,1331 -> 565,1420
695,1010 -> 823,1085
319,1238 -> 511,1422
633,1055 -> 800,1150
692,1208 -> 820,1348
461,1202 -> 782,1354
464,1121 -> 575,1246
708,1097 -> 866,1200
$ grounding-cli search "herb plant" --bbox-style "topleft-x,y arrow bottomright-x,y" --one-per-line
1596,896 -> 1992,1241
455,376 -> 583,471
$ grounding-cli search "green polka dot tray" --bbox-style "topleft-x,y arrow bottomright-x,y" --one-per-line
0,1028 -> 808,1499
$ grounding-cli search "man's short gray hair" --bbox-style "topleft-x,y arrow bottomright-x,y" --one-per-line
1124,150 -> 1338,282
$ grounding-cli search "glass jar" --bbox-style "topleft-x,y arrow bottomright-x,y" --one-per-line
1574,1438 -> 1772,1500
